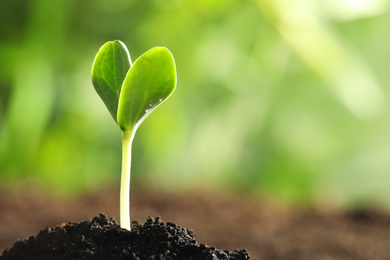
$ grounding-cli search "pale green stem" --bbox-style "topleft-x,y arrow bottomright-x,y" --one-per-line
120,129 -> 135,230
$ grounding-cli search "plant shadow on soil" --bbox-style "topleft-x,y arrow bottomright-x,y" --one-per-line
1,187 -> 390,259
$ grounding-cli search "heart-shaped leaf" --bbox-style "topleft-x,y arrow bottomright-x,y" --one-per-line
91,40 -> 131,122
117,47 -> 177,131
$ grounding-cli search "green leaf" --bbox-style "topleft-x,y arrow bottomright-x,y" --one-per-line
117,47 -> 177,131
91,40 -> 131,122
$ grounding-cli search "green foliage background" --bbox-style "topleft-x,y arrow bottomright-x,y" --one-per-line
1,0 -> 390,208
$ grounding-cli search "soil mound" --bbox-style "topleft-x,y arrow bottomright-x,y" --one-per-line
1,213 -> 251,260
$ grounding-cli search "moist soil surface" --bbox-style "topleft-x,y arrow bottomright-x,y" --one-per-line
1,187 -> 390,259
1,214 -> 249,260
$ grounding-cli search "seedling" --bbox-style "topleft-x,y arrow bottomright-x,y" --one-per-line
91,40 -> 177,230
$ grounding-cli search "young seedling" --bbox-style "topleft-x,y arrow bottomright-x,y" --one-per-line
91,40 -> 177,230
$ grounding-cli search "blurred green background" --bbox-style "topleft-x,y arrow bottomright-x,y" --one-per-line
1,0 -> 390,208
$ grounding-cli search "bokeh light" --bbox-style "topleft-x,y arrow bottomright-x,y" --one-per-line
1,0 -> 390,209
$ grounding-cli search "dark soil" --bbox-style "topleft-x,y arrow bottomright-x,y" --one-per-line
1,214 -> 250,260
1,187 -> 390,259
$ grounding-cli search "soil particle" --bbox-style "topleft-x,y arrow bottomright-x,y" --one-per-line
0,213 -> 251,260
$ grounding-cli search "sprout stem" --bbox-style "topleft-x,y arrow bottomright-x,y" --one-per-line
120,129 -> 135,230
